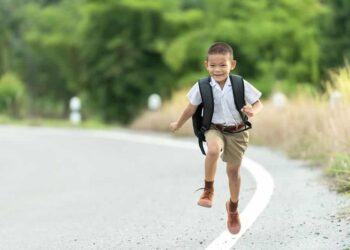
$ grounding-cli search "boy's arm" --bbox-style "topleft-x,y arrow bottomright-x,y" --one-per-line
241,100 -> 263,118
169,103 -> 198,132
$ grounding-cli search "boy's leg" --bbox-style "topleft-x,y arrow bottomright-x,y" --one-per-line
221,131 -> 249,234
197,129 -> 224,208
225,162 -> 242,234
226,162 -> 241,202
204,137 -> 223,181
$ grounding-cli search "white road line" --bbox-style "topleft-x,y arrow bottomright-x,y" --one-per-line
87,130 -> 274,250
205,158 -> 274,250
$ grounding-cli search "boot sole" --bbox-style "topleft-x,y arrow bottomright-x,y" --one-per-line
197,201 -> 212,208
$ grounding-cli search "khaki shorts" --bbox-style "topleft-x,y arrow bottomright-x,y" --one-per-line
204,126 -> 249,165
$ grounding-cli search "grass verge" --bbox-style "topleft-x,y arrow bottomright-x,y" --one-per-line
0,114 -> 120,130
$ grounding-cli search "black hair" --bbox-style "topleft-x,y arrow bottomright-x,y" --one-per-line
207,42 -> 234,58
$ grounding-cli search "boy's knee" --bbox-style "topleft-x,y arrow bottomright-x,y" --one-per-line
207,144 -> 221,158
206,139 -> 222,157
226,163 -> 240,178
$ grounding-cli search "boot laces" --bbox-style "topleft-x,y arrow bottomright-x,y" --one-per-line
194,187 -> 213,199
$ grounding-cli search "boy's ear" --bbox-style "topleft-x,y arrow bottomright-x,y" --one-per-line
231,59 -> 237,70
204,60 -> 208,69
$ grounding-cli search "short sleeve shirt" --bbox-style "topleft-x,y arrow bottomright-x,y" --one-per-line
187,76 -> 262,125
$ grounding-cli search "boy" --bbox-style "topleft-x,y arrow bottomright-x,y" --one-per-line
169,42 -> 263,234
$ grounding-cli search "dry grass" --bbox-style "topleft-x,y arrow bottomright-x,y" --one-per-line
130,89 -> 194,136
250,100 -> 350,161
248,89 -> 350,193
132,92 -> 349,159
132,89 -> 350,158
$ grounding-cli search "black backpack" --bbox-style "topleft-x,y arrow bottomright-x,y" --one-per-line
192,74 -> 252,155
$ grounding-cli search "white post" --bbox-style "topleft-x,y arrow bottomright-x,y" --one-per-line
272,91 -> 287,109
69,96 -> 81,125
329,90 -> 342,108
148,93 -> 162,111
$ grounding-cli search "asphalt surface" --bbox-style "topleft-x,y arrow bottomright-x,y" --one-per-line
0,126 -> 349,250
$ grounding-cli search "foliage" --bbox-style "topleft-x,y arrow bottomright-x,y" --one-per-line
320,0 -> 350,71
165,0 -> 323,88
327,153 -> 350,193
21,0 -> 84,117
324,61 -> 350,103
0,0 -> 349,123
81,0 -> 175,123
0,72 -> 26,116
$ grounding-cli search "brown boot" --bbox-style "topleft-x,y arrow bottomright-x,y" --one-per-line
226,200 -> 241,234
197,187 -> 214,208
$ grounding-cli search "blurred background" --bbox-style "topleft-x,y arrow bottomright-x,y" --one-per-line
0,0 -> 349,193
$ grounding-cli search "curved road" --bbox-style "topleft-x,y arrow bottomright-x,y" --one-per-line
0,126 -> 349,250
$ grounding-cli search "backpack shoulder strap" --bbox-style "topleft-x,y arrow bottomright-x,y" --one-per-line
198,76 -> 214,133
229,74 -> 252,128
195,76 -> 213,155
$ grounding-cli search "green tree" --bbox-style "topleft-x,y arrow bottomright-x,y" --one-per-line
0,72 -> 26,117
22,0 -> 84,117
320,0 -> 350,70
0,0 -> 331,122
0,0 -> 28,74
81,0 -> 175,123
164,0 -> 323,90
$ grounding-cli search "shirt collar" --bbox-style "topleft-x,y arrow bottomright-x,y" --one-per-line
209,76 -> 231,87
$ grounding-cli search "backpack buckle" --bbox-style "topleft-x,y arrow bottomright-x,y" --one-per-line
200,126 -> 207,134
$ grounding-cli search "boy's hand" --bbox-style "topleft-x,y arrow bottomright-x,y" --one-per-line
169,122 -> 180,132
241,104 -> 254,117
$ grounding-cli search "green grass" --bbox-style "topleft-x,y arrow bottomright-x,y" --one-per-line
327,153 -> 350,194
0,114 -> 121,130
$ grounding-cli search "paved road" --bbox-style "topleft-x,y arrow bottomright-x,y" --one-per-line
0,126 -> 349,250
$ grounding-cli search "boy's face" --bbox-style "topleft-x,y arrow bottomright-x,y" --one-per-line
205,53 -> 236,85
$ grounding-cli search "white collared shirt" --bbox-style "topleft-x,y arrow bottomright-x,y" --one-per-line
187,77 -> 262,125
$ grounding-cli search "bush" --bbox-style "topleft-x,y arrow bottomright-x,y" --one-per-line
327,153 -> 350,193
324,62 -> 350,103
0,72 -> 26,117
